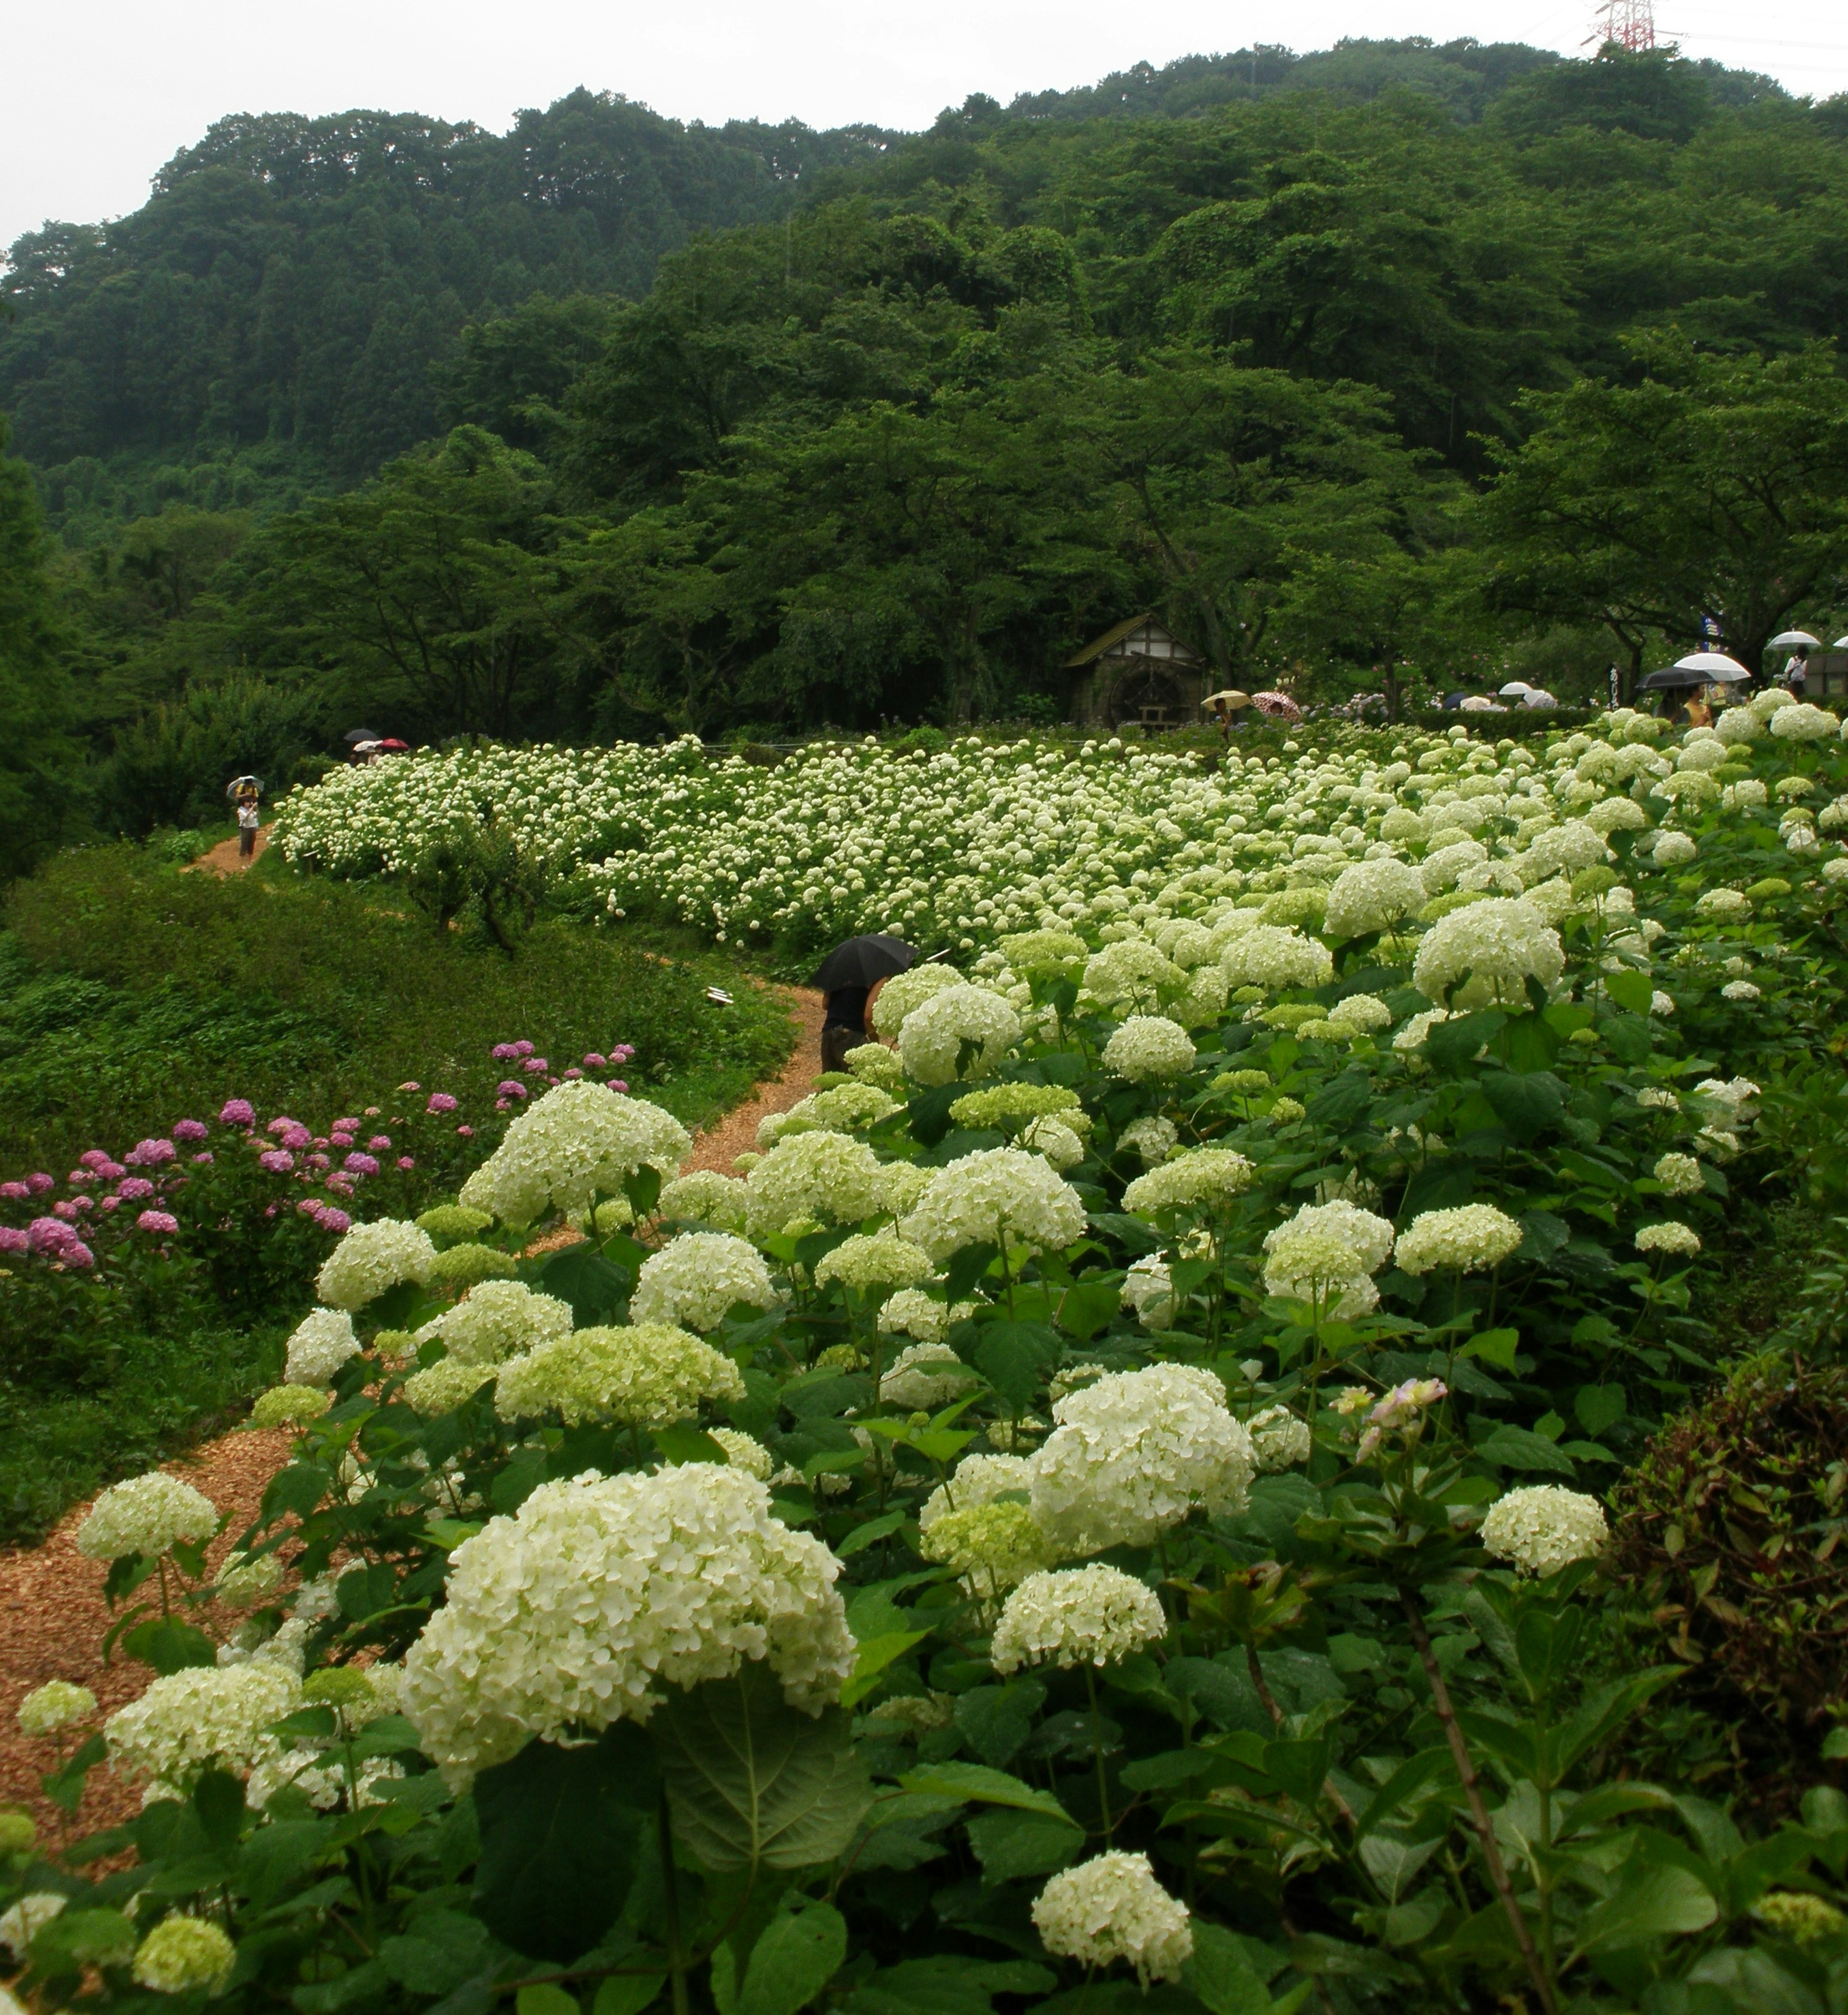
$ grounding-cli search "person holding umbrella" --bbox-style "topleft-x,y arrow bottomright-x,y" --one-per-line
227,776 -> 264,860
812,935 -> 926,1072
1771,631 -> 1820,698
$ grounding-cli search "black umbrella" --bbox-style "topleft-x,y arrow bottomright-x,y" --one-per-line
1640,667 -> 1706,691
812,935 -> 917,992
343,726 -> 385,745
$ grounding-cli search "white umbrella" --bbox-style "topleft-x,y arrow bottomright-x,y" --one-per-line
1770,631 -> 1821,650
1459,695 -> 1501,711
1497,680 -> 1532,697
1673,652 -> 1751,682
1835,636 -> 1848,650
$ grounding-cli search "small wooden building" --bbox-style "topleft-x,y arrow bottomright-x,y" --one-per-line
1804,650 -> 1848,701
1062,615 -> 1207,731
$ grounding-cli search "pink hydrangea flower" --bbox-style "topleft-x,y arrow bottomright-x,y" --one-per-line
0,1181 -> 27,1202
490,1042 -> 521,1061
367,1135 -> 391,1152
99,1196 -> 121,1213
192,1152 -> 215,1166
364,1107 -> 380,1118
173,1119 -> 209,1144
610,1045 -> 636,1065
116,1177 -> 156,1201
79,1149 -> 114,1172
334,1117 -> 361,1133
563,1067 -> 583,1079
70,1195 -> 93,1213
125,1139 -> 177,1167
456,1125 -> 474,1138
259,1150 -> 295,1174
425,1092 -> 457,1114
344,1153 -> 380,1176
582,1052 -> 607,1069
329,1132 -> 355,1148
307,1153 -> 330,1170
27,1174 -> 54,1194
52,1201 -> 79,1221
497,1080 -> 526,1099
0,1226 -> 28,1255
513,1040 -> 535,1058
137,1210 -> 180,1234
397,1081 -> 421,1093
495,1098 -> 510,1112
607,1079 -> 629,1093
219,1100 -> 256,1127
296,1198 -> 321,1216
326,1174 -> 355,1195
279,1125 -> 312,1151
397,1155 -> 415,1171
60,1242 -> 94,1269
97,1161 -> 125,1181
267,1116 -> 297,1137
320,1208 -> 352,1234
67,1170 -> 94,1187
523,1057 -> 548,1075
27,1217 -> 74,1253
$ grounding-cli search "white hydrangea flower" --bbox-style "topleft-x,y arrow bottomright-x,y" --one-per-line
401,1467 -> 855,1787
1714,706 -> 1761,744
1032,1851 -> 1193,1986
213,1549 -> 284,1607
1770,703 -> 1840,741
1395,1204 -> 1524,1275
706,1427 -> 773,1478
1413,897 -> 1564,1012
1020,1115 -> 1086,1170
77,1472 -> 219,1562
283,1307 -> 361,1387
17,1680 -> 97,1735
630,1232 -> 780,1331
0,1892 -> 67,1961
844,1043 -> 908,1093
1121,1147 -> 1254,1216
870,963 -> 965,1038
132,1917 -> 238,1995
1264,1200 -> 1395,1275
422,1279 -> 575,1366
991,1566 -> 1169,1673
315,1219 -> 437,1312
460,1082 -> 691,1228
1322,856 -> 1425,938
898,985 -> 1023,1086
1118,1115 -> 1177,1165
1219,924 -> 1333,993
402,1356 -> 496,1417
1479,1485 -> 1608,1577
1721,979 -> 1761,1001
1081,940 -> 1183,1013
657,1170 -> 751,1232
106,1664 -> 302,1790
1029,1364 -> 1255,1555
1327,992 -> 1392,1036
1247,1406 -> 1312,1471
880,1341 -> 979,1409
494,1323 -> 745,1426
1102,1015 -> 1196,1083
744,1130 -> 887,1237
1261,1232 -> 1378,1318
1651,831 -> 1698,867
919,1452 -> 1036,1531
1694,887 -> 1751,922
878,1288 -> 975,1343
1654,1152 -> 1705,1196
903,1146 -> 1086,1260
875,1159 -> 934,1219
813,1229 -> 934,1294
1120,1254 -> 1175,1329
1635,1221 -> 1700,1256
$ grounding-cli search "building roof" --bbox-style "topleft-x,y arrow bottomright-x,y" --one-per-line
1063,612 -> 1173,668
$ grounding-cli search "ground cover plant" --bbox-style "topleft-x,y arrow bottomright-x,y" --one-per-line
12,688 -> 1848,2013
0,844 -> 793,1538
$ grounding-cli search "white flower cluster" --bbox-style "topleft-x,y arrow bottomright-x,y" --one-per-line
990,1565 -> 1169,1672
421,1279 -> 575,1365
898,985 -> 1022,1085
814,1228 -> 934,1295
315,1218 -> 437,1311
460,1081 -> 691,1228
630,1232 -> 780,1330
880,1341 -> 980,1409
1412,897 -> 1564,1011
1479,1485 -> 1609,1577
1121,1147 -> 1253,1215
401,1466 -> 855,1786
1102,1015 -> 1196,1083
284,1307 -> 361,1386
1030,1364 -> 1255,1555
106,1663 -> 302,1790
744,1130 -> 887,1237
1322,855 -> 1425,937
1247,1405 -> 1313,1471
17,1680 -> 97,1735
878,1288 -> 975,1343
1635,1220 -> 1701,1256
493,1323 -> 745,1426
77,1472 -> 218,1562
1395,1204 -> 1524,1275
903,1146 -> 1086,1260
1031,1851 -> 1193,1985
1219,924 -> 1333,993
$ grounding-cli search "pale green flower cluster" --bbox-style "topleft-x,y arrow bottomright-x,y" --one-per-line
1102,1014 -> 1196,1083
283,1307 -> 361,1386
106,1663 -> 302,1791
1031,1851 -> 1193,1985
1479,1485 -> 1609,1577
902,1146 -> 1087,1259
401,1466 -> 855,1787
420,1280 -> 574,1365
77,1472 -> 218,1562
897,984 -> 1022,1085
17,1680 -> 97,1736
629,1232 -> 779,1330
493,1322 -> 745,1426
132,1916 -> 238,1994
813,1228 -> 933,1294
315,1218 -> 437,1311
744,1130 -> 887,1237
460,1081 -> 691,1228
991,1565 -> 1169,1673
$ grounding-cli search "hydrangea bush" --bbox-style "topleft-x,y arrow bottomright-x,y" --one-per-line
15,698 -> 1848,2015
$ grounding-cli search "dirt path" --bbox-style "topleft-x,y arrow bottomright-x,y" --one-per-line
0,984 -> 829,1830
188,823 -> 273,876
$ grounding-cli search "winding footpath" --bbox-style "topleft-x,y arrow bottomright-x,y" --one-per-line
0,983 -> 825,1830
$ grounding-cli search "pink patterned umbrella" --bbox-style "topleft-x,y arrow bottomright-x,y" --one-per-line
1250,691 -> 1302,721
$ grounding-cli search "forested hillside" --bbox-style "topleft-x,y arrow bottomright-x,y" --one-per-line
2,42 -> 1848,843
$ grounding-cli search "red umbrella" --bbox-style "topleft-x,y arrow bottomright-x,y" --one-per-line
374,738 -> 411,751
1250,691 -> 1302,720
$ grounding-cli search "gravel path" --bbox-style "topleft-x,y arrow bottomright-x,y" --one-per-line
188,823 -> 273,876
0,984 -> 827,1830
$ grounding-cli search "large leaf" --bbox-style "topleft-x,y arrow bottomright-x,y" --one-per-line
1480,1071 -> 1566,1144
974,1321 -> 1062,1412
736,1902 -> 847,2015
1575,1864 -> 1717,1953
898,1761 -> 1074,1823
652,1664 -> 871,1872
472,1723 -> 659,1962
1476,1424 -> 1575,1475
539,1241 -> 630,1324
966,1807 -> 1082,1884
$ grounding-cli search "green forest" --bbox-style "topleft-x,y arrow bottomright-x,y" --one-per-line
3,39 -> 1848,854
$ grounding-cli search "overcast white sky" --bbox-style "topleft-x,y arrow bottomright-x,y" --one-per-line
5,0 -> 1847,253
